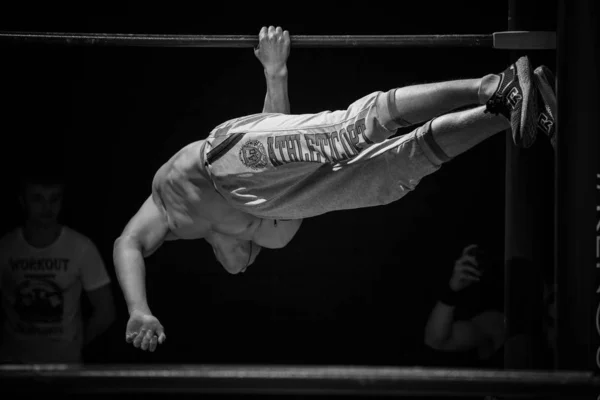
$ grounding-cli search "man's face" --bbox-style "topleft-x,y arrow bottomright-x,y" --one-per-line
21,183 -> 64,226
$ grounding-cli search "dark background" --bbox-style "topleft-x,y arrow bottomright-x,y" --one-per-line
0,2 -> 557,366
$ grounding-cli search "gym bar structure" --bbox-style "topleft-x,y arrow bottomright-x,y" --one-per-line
555,0 -> 600,374
1,364 -> 600,397
0,30 -> 555,49
503,0 -> 551,373
0,0 -> 597,397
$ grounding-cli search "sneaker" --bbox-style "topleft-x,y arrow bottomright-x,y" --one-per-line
484,56 -> 538,148
533,65 -> 557,150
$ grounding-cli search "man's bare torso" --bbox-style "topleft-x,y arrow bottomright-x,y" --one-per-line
152,140 -> 263,242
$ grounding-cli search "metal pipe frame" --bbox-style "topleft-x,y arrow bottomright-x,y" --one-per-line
1,364 -> 599,397
0,31 -> 495,48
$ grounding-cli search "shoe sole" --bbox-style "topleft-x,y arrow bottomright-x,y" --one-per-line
515,56 -> 538,148
534,66 -> 557,121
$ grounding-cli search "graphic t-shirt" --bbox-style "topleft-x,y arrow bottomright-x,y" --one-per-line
0,226 -> 110,363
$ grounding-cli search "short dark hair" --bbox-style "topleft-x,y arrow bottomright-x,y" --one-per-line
18,169 -> 67,194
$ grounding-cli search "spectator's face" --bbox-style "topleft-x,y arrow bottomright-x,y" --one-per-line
21,184 -> 64,226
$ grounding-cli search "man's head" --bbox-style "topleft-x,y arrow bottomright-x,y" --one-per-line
18,172 -> 66,227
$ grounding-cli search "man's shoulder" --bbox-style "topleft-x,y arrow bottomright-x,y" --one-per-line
0,227 -> 21,248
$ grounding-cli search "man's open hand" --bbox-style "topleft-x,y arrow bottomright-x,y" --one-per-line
125,309 -> 166,352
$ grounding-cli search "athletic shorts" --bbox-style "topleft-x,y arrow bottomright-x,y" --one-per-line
202,90 -> 446,220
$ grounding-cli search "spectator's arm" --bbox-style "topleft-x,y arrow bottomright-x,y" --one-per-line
83,283 -> 116,347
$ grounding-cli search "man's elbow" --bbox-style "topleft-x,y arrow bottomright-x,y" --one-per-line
113,236 -> 130,257
87,297 -> 116,332
98,299 -> 116,329
114,234 -> 139,249
105,299 -> 116,322
114,235 -> 152,259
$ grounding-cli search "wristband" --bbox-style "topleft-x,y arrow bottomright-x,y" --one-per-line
439,285 -> 461,306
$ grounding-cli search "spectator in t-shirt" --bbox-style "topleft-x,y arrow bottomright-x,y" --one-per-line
0,171 -> 115,363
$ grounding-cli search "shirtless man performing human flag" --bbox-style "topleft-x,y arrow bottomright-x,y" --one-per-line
113,26 -> 557,352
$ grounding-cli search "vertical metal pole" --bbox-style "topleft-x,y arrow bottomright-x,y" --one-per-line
504,0 -> 547,370
555,0 -> 599,373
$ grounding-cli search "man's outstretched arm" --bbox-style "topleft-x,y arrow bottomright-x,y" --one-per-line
113,195 -> 168,351
113,195 -> 168,314
255,26 -> 290,114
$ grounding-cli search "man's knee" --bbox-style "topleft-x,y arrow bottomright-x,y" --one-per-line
378,89 -> 414,129
365,90 -> 413,144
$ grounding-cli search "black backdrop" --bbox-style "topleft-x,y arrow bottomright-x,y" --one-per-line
0,2 -> 556,366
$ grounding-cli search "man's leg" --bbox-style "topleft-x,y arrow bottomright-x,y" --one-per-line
380,75 -> 498,127
370,56 -> 538,149
425,105 -> 510,160
320,72 -> 556,217
390,67 -> 556,169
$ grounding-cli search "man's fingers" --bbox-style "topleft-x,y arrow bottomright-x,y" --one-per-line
458,255 -> 478,267
256,26 -> 267,49
125,332 -> 136,343
133,330 -> 146,348
259,26 -> 267,39
458,266 -> 482,278
255,27 -> 267,53
256,26 -> 289,59
156,326 -> 167,344
459,263 -> 481,273
149,335 -> 159,352
462,244 -> 479,256
141,330 -> 154,351
455,262 -> 479,275
262,26 -> 288,44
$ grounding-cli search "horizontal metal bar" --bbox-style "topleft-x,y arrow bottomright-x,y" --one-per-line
0,31 -> 494,48
493,30 -> 556,49
1,364 -> 599,397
